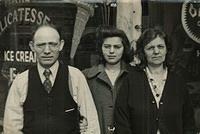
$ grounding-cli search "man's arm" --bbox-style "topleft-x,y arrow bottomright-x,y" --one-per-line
68,66 -> 100,134
3,71 -> 28,134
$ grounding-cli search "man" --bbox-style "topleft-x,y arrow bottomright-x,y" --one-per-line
83,26 -> 133,134
0,71 -> 8,133
3,24 -> 100,134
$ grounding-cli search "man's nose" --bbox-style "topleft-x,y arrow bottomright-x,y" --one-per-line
43,44 -> 51,54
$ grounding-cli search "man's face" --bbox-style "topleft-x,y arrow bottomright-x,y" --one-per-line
29,26 -> 64,68
102,37 -> 124,65
144,36 -> 167,67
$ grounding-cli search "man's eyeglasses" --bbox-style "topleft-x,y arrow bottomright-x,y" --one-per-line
35,42 -> 60,51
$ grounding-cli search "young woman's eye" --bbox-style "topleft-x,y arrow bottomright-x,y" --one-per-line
114,45 -> 122,49
103,44 -> 110,49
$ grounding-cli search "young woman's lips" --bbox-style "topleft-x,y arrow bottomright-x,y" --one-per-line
108,56 -> 116,59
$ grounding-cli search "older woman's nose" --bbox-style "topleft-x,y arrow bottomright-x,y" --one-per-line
153,47 -> 159,54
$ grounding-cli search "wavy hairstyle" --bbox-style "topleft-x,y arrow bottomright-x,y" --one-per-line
96,25 -> 133,64
136,27 -> 171,69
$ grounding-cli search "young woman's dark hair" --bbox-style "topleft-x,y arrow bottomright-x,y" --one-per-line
96,25 -> 134,64
136,27 -> 171,69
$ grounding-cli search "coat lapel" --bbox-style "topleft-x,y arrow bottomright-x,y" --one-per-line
160,72 -> 174,102
97,71 -> 113,88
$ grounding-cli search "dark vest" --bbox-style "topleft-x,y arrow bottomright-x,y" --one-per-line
23,64 -> 80,134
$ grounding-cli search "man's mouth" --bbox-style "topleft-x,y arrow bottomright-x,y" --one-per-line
42,56 -> 53,60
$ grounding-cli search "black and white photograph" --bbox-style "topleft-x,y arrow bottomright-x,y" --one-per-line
0,0 -> 199,134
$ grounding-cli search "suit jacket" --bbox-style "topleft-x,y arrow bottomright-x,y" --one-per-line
114,68 -> 196,134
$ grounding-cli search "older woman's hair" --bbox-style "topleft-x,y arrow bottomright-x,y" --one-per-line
136,27 -> 171,69
96,25 -> 133,64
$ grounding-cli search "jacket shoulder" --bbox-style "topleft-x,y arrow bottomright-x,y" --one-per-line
15,69 -> 29,80
82,66 -> 100,79
68,65 -> 81,73
68,65 -> 85,78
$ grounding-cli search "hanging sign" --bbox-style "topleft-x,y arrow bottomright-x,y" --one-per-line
0,7 -> 50,35
182,0 -> 200,44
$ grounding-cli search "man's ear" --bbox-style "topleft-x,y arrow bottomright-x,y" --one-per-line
29,41 -> 35,52
59,39 -> 64,51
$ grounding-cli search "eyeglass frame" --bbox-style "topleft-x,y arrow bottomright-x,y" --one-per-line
34,41 -> 61,51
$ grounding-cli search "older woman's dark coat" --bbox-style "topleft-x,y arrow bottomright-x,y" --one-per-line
114,68 -> 196,134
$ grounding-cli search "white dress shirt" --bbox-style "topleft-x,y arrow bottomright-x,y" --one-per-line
3,61 -> 100,134
37,61 -> 59,86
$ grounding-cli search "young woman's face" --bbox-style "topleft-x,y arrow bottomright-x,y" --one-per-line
102,37 -> 124,65
144,36 -> 167,67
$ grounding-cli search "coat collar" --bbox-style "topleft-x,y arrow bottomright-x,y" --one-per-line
85,62 -> 129,79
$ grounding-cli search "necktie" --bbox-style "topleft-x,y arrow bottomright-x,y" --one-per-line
43,69 -> 52,93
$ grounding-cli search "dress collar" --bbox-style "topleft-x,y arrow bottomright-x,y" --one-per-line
144,66 -> 168,81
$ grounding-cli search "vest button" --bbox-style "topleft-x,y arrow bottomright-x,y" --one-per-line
109,105 -> 113,108
156,117 -> 159,121
160,102 -> 163,105
152,100 -> 155,104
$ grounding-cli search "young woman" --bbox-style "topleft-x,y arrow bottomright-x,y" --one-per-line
83,26 -> 133,134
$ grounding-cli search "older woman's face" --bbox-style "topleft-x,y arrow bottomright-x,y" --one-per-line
144,36 -> 167,67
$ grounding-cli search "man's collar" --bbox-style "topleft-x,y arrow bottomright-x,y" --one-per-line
37,61 -> 59,77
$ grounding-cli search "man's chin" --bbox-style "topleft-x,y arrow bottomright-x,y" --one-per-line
39,61 -> 55,68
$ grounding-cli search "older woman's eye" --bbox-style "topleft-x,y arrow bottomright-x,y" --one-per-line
158,45 -> 165,49
146,46 -> 154,50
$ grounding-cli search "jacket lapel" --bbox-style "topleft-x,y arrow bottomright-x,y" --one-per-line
97,71 -> 113,88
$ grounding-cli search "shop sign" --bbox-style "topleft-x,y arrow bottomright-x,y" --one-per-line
182,0 -> 200,44
0,7 -> 50,35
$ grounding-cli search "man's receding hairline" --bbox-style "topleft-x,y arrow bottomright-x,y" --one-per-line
33,25 -> 60,41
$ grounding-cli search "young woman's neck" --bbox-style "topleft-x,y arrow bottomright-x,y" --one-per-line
105,61 -> 121,71
147,64 -> 165,74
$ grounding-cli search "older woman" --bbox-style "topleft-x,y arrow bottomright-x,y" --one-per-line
114,27 -> 196,134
